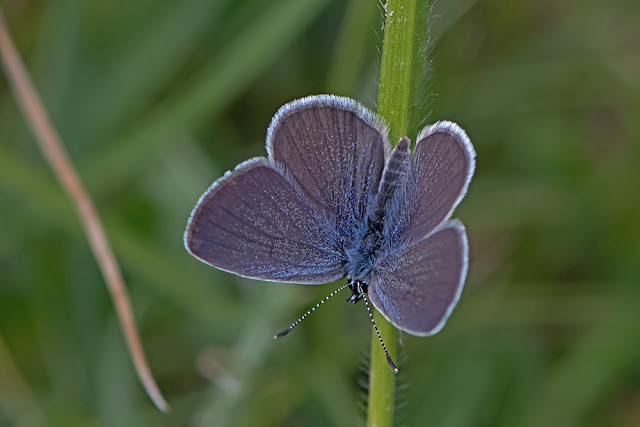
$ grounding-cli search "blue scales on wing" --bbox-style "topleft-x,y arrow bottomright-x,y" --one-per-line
368,221 -> 469,335
267,95 -> 389,249
184,158 -> 346,284
366,121 -> 476,335
403,121 -> 476,242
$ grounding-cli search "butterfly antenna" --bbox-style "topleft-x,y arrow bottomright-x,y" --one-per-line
362,293 -> 398,373
274,283 -> 349,339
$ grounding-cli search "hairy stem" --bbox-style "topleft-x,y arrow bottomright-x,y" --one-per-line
368,1 -> 430,426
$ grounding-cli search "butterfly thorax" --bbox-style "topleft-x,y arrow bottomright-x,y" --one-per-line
345,137 -> 411,281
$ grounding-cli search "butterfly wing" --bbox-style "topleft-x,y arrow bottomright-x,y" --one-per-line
368,122 -> 474,335
184,158 -> 345,284
368,221 -> 469,336
267,95 -> 389,246
404,121 -> 476,241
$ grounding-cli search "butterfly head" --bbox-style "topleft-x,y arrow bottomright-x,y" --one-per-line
346,278 -> 368,304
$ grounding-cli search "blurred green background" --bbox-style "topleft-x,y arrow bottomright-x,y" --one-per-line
1,0 -> 639,425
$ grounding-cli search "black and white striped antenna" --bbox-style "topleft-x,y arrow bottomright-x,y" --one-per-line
362,291 -> 398,373
274,283 -> 349,338
274,279 -> 398,373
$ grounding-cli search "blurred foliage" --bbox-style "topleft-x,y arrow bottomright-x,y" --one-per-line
1,0 -> 639,426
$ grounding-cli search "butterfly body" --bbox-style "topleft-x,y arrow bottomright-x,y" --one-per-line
185,95 -> 475,338
345,137 -> 411,281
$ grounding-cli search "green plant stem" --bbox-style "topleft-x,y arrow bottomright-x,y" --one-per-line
368,1 -> 430,426
367,312 -> 398,427
378,0 -> 431,144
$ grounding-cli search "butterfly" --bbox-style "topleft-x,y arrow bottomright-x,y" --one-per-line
184,95 -> 476,372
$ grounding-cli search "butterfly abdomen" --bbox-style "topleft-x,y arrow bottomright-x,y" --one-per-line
370,137 -> 411,232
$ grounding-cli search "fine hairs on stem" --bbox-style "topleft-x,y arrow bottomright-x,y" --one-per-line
368,0 -> 431,426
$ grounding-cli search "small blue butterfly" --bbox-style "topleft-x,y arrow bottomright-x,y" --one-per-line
185,95 -> 476,372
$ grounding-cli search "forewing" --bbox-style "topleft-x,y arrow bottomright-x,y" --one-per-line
184,158 -> 345,284
267,95 -> 389,245
406,121 -> 476,240
368,221 -> 468,336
